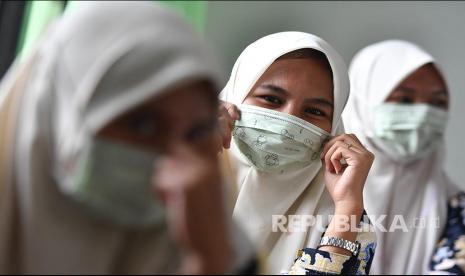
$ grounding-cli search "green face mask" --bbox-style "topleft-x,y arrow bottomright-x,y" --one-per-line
68,138 -> 165,228
371,103 -> 448,164
232,105 -> 330,173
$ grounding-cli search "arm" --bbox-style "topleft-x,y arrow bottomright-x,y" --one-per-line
429,192 -> 465,274
289,214 -> 377,275
287,134 -> 376,275
319,134 -> 374,256
156,144 -> 233,274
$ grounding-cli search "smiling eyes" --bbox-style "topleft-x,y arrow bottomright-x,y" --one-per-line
388,93 -> 448,109
258,95 -> 327,117
262,95 -> 282,105
305,107 -> 326,116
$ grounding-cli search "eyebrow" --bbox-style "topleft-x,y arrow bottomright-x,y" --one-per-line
305,97 -> 334,109
259,84 -> 334,109
432,90 -> 448,96
395,86 -> 415,94
259,84 -> 290,96
396,86 -> 448,97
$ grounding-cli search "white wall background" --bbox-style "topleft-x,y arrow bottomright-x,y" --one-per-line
204,1 -> 465,188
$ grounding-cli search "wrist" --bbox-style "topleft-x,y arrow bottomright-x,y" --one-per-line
182,250 -> 232,274
334,201 -> 364,218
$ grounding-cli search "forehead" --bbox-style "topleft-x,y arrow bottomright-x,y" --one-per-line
257,58 -> 334,99
398,63 -> 447,89
264,57 -> 332,79
134,80 -> 217,122
151,80 -> 215,106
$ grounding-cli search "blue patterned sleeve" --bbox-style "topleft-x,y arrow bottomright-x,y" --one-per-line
429,192 -> 465,274
288,214 -> 377,275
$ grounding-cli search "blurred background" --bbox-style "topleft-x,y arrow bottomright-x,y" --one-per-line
1,1 -> 464,187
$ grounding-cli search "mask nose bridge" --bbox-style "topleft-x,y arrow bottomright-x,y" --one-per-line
280,101 -> 301,119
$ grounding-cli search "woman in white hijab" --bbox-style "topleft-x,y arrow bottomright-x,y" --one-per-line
219,32 -> 377,274
0,2 -> 255,274
343,39 -> 463,275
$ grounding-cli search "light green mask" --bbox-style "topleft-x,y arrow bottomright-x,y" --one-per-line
233,105 -> 330,173
68,138 -> 165,228
371,103 -> 448,164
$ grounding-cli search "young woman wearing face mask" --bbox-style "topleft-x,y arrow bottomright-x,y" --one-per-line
218,32 -> 377,274
0,2 -> 256,274
343,40 -> 462,275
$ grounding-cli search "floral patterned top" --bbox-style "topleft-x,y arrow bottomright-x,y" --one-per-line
430,192 -> 465,274
288,215 -> 377,275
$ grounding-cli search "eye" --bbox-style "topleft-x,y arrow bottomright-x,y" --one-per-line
126,114 -> 157,137
387,91 -> 415,105
260,95 -> 283,105
398,96 -> 414,104
305,107 -> 326,117
430,99 -> 448,109
185,119 -> 217,142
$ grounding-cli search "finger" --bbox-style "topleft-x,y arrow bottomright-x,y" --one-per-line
223,134 -> 232,149
345,134 -> 369,154
217,117 -> 232,149
154,160 -> 183,207
222,132 -> 232,149
322,136 -> 348,159
344,141 -> 365,155
322,134 -> 363,157
154,156 -> 185,192
330,146 -> 356,174
222,101 -> 241,120
218,105 -> 234,127
322,135 -> 348,156
324,140 -> 347,173
347,133 -> 364,147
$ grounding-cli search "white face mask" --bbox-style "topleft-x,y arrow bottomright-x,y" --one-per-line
65,137 -> 165,228
233,104 -> 330,174
371,103 -> 448,164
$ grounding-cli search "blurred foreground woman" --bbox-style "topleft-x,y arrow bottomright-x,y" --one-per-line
0,2 -> 254,274
343,40 -> 463,274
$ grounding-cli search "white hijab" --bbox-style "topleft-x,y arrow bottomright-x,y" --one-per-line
0,2 -> 222,274
343,40 -> 458,275
221,32 -> 350,274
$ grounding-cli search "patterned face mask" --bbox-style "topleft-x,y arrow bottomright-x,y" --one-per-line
232,104 -> 330,173
66,137 -> 165,228
371,103 -> 448,164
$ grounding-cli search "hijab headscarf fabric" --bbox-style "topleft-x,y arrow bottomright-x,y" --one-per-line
343,40 -> 458,275
0,1 -> 222,274
221,31 -> 350,273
